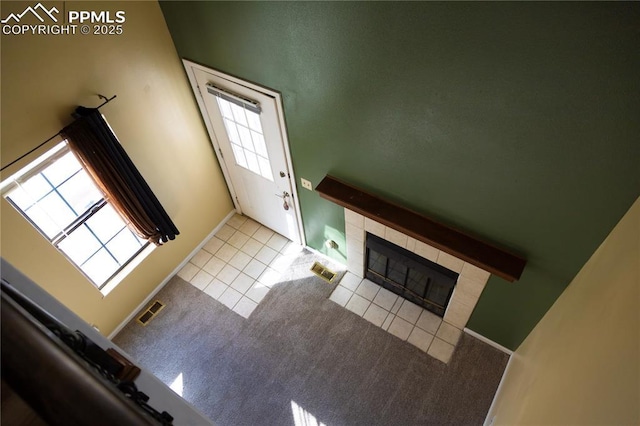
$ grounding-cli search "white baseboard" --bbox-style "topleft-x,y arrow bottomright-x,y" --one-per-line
108,209 -> 236,340
304,245 -> 347,269
464,328 -> 514,355
483,352 -> 515,426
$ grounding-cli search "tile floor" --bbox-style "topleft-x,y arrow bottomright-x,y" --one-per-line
179,213 -> 459,363
177,214 -> 300,319
329,273 -> 462,364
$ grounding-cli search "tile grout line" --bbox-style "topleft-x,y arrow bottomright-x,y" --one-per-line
329,274 -> 460,364
179,214 -> 297,319
190,214 -> 458,362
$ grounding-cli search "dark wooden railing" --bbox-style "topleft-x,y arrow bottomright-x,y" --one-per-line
1,281 -> 171,425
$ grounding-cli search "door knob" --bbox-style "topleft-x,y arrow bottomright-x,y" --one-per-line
275,191 -> 290,211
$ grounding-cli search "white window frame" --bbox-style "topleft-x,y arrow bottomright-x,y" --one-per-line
1,140 -> 153,293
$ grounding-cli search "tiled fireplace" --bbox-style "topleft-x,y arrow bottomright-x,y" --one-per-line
317,175 -> 525,363
336,208 -> 491,363
364,232 -> 459,317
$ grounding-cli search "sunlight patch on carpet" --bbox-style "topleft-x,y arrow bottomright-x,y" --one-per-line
170,372 -> 184,396
291,400 -> 326,426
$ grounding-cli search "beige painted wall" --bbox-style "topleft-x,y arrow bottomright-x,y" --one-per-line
487,197 -> 639,425
0,1 -> 233,335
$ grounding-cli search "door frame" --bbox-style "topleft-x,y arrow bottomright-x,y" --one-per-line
182,59 -> 305,246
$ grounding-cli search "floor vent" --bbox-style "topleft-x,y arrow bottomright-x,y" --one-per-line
310,262 -> 337,283
137,300 -> 165,326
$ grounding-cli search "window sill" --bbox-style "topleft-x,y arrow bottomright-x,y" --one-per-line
100,244 -> 156,297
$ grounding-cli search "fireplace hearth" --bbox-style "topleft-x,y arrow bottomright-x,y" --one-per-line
317,175 -> 526,362
365,233 -> 457,317
329,207 -> 496,363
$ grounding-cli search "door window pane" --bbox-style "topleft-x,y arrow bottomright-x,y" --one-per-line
246,110 -> 262,132
244,150 -> 261,175
231,143 -> 248,169
230,103 -> 248,127
251,131 -> 268,158
237,125 -> 254,150
215,95 -> 273,181
223,118 -> 241,145
218,99 -> 234,119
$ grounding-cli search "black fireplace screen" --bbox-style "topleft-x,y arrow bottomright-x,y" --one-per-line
365,233 -> 458,317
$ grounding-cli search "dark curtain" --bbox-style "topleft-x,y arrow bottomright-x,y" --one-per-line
61,107 -> 179,245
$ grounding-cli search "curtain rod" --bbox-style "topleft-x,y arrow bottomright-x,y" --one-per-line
0,94 -> 117,173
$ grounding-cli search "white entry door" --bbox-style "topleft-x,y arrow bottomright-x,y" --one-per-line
184,62 -> 303,244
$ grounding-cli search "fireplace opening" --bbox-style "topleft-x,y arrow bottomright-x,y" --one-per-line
365,233 -> 458,317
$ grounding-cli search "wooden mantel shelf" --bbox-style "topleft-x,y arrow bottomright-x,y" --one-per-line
315,175 -> 526,282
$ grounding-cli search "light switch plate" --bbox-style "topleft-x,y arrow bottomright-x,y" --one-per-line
301,178 -> 313,191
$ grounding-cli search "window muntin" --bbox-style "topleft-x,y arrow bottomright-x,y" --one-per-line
215,96 -> 274,181
2,141 -> 148,288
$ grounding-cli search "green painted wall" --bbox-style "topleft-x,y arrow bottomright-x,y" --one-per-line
159,1 -> 640,349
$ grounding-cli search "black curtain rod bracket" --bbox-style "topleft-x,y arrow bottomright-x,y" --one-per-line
96,94 -> 117,109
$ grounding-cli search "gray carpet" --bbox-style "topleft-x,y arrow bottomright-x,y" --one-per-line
114,250 -> 508,426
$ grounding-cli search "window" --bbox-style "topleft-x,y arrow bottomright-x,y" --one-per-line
212,88 -> 273,181
1,141 -> 148,288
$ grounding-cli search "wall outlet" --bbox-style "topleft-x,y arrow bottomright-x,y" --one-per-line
301,178 -> 313,191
